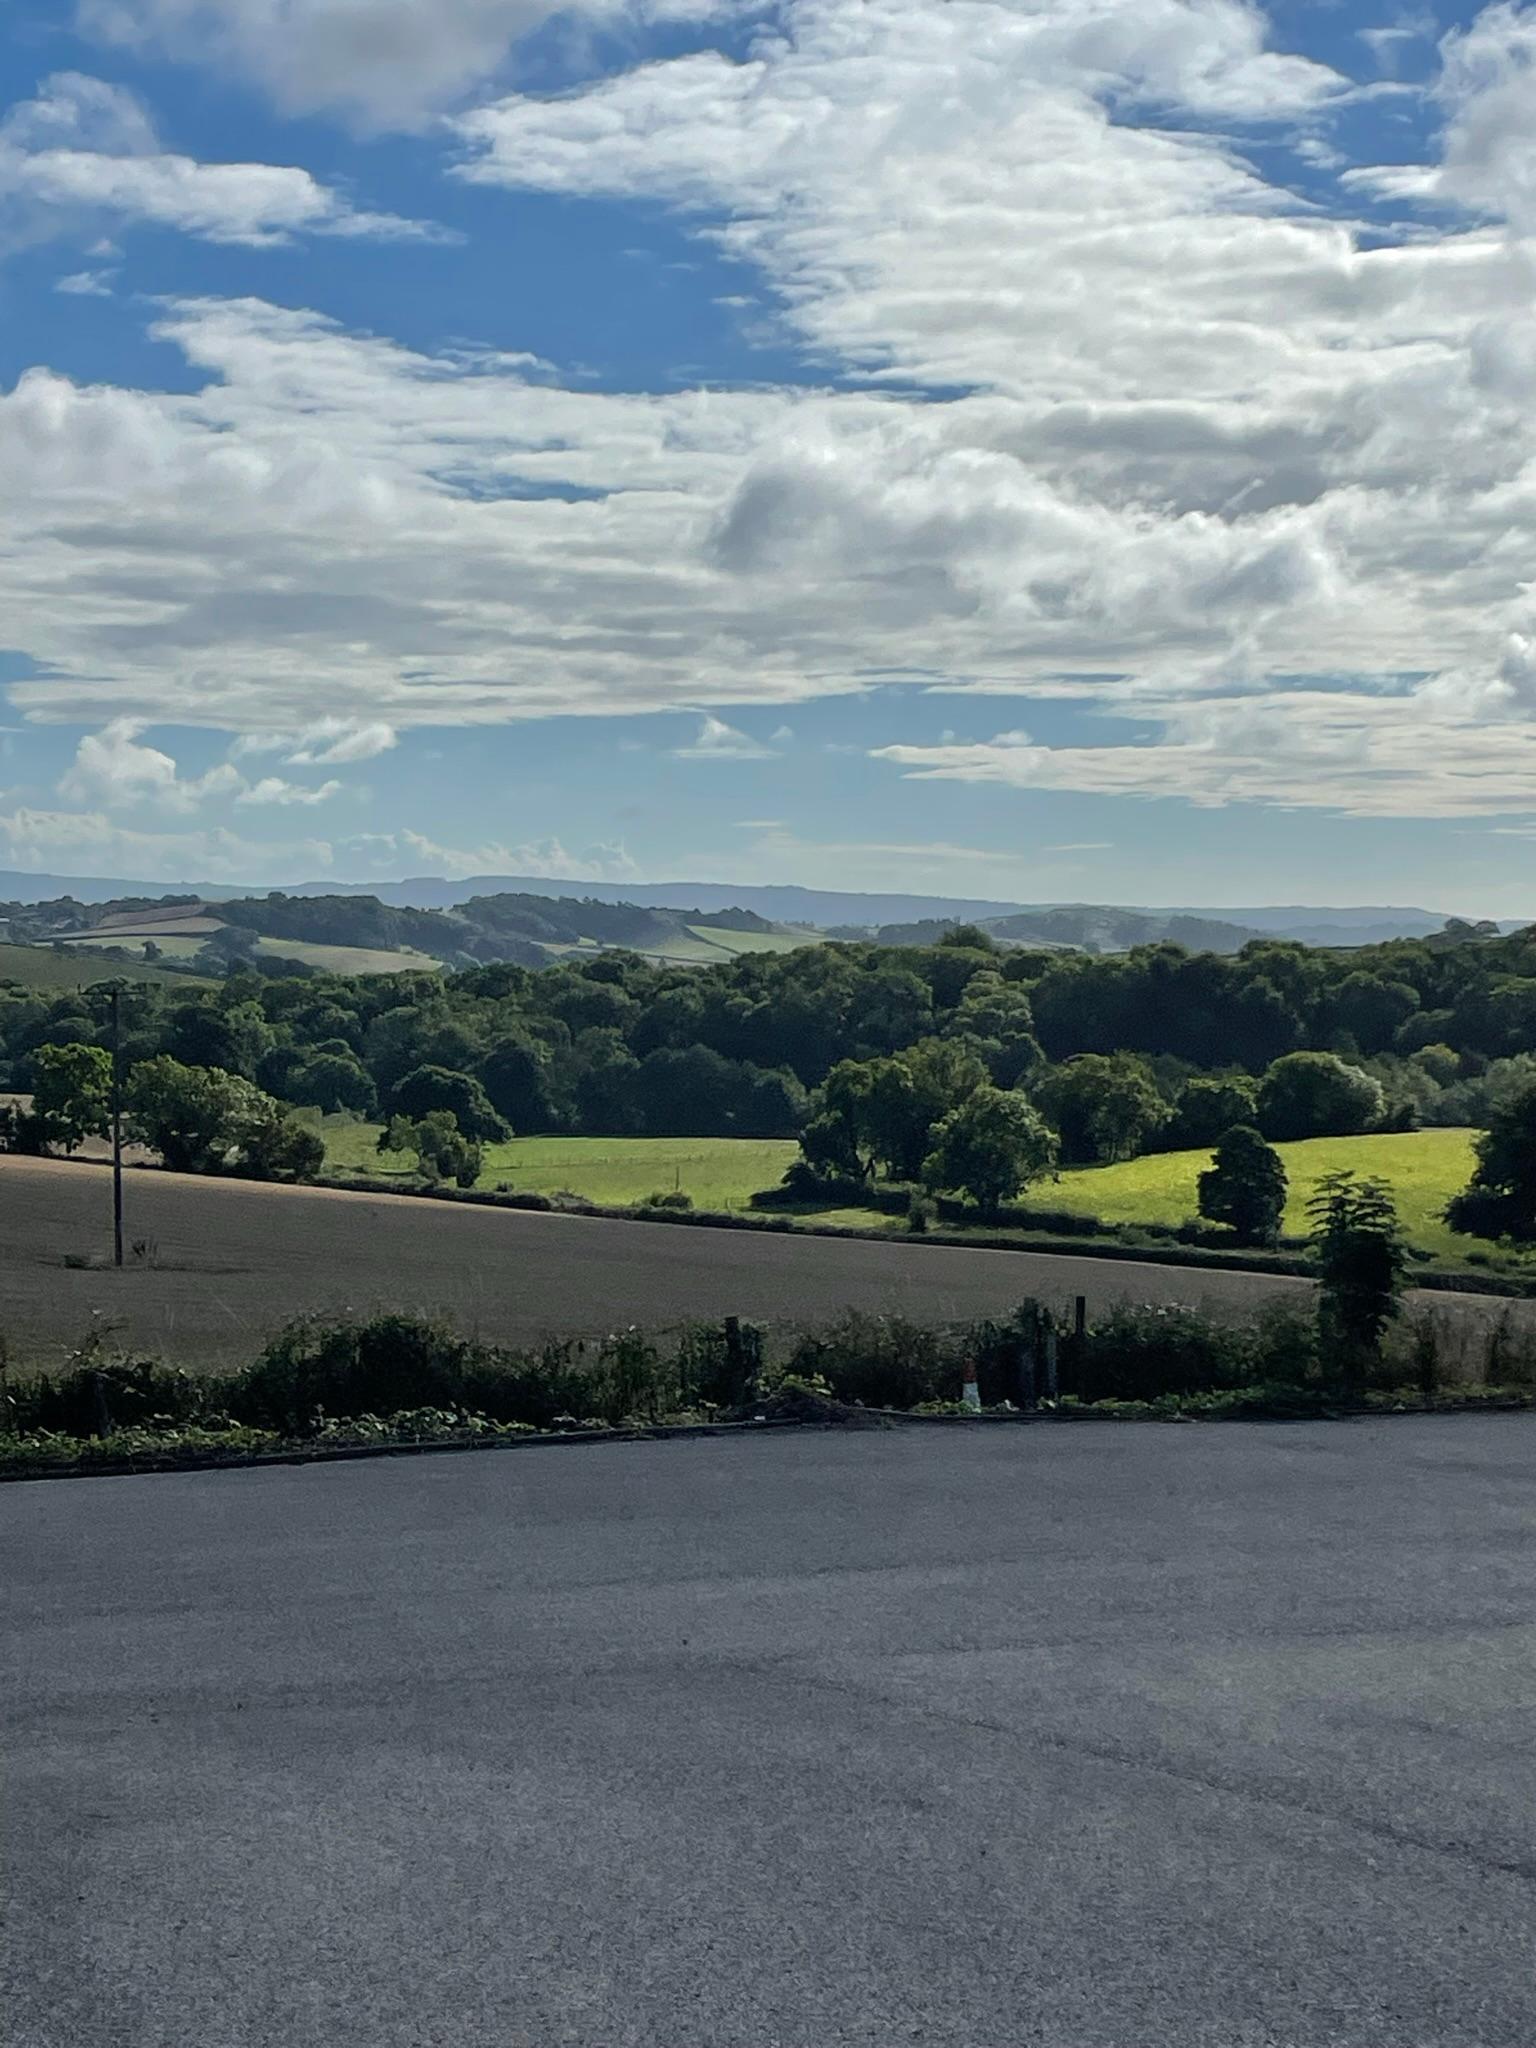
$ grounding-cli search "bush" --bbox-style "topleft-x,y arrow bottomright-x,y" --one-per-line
642,1189 -> 694,1211
784,1311 -> 952,1410
1073,1304 -> 1254,1404
7,1354 -> 215,1437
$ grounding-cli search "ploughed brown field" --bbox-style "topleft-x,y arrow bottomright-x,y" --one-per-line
0,1155 -> 1524,1374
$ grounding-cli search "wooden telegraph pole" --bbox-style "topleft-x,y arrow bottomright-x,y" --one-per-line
110,983 -> 124,1269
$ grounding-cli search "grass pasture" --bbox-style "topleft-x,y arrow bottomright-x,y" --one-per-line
254,937 -> 443,976
319,1122 -> 799,1210
60,934 -> 210,961
0,944 -> 190,990
1052,1129 -> 1482,1260
316,1122 -> 1497,1261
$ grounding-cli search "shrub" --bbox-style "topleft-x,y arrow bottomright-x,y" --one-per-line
585,1330 -> 681,1424
642,1189 -> 694,1211
1074,1304 -> 1253,1404
785,1311 -> 952,1410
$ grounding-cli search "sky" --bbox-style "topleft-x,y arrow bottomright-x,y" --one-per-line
4,0 -> 1536,913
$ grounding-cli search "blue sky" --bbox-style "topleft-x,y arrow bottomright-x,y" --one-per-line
4,0 -> 1536,912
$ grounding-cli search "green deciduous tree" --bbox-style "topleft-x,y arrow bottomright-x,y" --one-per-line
126,1057 -> 298,1175
386,1064 -> 509,1141
1308,1172 -> 1407,1382
1257,1052 -> 1385,1142
1168,1075 -> 1259,1152
30,1041 -> 112,1153
1197,1125 -> 1288,1246
922,1088 -> 1057,1215
1446,1079 -> 1536,1242
1036,1054 -> 1168,1164
379,1110 -> 482,1188
285,1050 -> 377,1117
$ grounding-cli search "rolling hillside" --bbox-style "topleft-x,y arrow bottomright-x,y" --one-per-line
29,888 -> 819,977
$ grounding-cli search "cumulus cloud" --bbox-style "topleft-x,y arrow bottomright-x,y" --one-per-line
58,719 -> 347,812
76,0 -> 755,131
236,775 -> 344,805
59,719 -> 245,810
0,72 -> 440,248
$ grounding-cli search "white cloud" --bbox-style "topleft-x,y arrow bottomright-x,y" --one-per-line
0,72 -> 439,249
382,830 -> 638,881
672,714 -> 778,759
55,267 -> 116,294
8,3 -> 1536,829
235,718 -> 399,765
59,719 -> 245,810
1435,3 -> 1536,230
58,718 -> 349,813
77,0 -> 756,132
236,775 -> 344,805
0,804 -> 333,879
871,676 -> 1536,818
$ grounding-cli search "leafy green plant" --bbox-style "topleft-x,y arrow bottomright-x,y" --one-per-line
1308,1172 -> 1408,1383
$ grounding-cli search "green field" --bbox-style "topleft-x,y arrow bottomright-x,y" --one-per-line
1051,1129 -> 1483,1259
320,1122 -> 799,1209
0,944 -> 190,990
684,925 -> 819,958
255,937 -> 442,976
61,934 -> 209,961
313,1121 -> 1504,1264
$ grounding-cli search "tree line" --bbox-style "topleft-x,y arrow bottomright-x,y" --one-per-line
4,923 -> 1536,1234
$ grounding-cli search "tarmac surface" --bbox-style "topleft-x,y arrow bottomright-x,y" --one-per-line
6,1417 -> 1536,2046
0,1155 -> 1517,1371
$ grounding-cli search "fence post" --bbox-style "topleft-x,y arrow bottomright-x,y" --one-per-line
724,1316 -> 746,1401
1015,1332 -> 1035,1411
1043,1327 -> 1059,1403
91,1370 -> 112,1439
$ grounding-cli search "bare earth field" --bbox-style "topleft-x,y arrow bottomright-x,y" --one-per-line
2,1156 -> 1526,1372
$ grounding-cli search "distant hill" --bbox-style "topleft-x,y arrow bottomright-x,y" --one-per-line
860,908 -> 1269,955
9,887 -> 819,977
0,866 -> 1520,953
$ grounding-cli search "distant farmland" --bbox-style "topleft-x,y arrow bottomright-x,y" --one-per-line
319,1123 -> 799,1211
1049,1129 -> 1485,1262
0,944 -> 189,991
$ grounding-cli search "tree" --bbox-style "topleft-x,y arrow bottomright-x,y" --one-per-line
1308,1173 -> 1407,1381
165,999 -> 274,1080
476,1038 -> 556,1132
807,1040 -> 987,1183
204,924 -> 262,967
1257,1052 -> 1384,1142
126,1058 -> 273,1173
922,1088 -> 1057,1215
386,1064 -> 509,1141
1036,1055 -> 1167,1164
379,1110 -> 481,1188
29,1042 -> 112,1153
285,1050 -> 377,1117
1197,1126 -> 1288,1246
1446,1079 -> 1536,1242
943,972 -> 1043,1085
1167,1075 -> 1259,1152
239,1106 -> 325,1181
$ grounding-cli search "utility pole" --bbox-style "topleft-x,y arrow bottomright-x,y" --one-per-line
110,984 -> 124,1269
